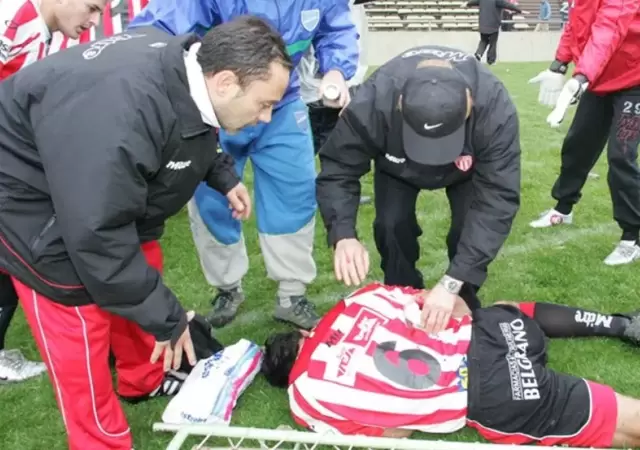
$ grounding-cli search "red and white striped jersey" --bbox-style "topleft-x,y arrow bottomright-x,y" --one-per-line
288,283 -> 472,437
0,0 -> 149,79
50,0 -> 148,53
0,0 -> 50,80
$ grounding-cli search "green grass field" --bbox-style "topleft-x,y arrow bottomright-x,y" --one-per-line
2,61 -> 640,449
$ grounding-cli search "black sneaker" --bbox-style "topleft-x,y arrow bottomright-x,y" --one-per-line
273,296 -> 320,330
149,370 -> 188,398
206,288 -> 245,328
121,370 -> 187,404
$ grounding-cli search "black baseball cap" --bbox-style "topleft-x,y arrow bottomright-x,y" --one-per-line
401,65 -> 470,166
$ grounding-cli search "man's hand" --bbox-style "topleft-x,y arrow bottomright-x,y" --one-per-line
546,75 -> 588,127
226,182 -> 251,220
319,70 -> 350,109
151,311 -> 197,372
334,238 -> 369,286
420,284 -> 457,334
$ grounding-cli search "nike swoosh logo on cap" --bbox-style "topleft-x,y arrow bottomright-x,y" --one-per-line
424,123 -> 443,130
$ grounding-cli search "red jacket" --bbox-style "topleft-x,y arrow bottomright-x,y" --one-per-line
556,0 -> 640,94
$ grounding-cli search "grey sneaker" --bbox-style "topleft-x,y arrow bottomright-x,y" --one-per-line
207,288 -> 245,328
621,310 -> 640,345
0,349 -> 47,383
274,296 -> 320,330
603,240 -> 640,266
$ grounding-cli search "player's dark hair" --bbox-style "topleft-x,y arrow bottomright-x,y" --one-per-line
262,331 -> 302,388
198,15 -> 293,87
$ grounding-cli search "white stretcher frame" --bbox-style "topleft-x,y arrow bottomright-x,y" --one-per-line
152,423 -> 611,450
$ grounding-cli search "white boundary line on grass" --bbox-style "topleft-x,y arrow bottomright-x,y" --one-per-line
230,222 -> 617,327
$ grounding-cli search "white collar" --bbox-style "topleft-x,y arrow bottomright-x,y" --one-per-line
183,42 -> 219,128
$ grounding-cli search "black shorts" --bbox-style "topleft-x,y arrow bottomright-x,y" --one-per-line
465,305 -> 617,447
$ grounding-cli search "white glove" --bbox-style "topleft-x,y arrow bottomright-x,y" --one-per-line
546,77 -> 589,128
528,69 -> 566,107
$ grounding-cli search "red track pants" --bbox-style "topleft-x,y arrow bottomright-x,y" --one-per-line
12,241 -> 165,450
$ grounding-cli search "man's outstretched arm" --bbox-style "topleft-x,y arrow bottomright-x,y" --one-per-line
496,301 -> 637,342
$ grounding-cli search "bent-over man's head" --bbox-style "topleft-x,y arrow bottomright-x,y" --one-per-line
399,59 -> 474,166
198,16 -> 293,133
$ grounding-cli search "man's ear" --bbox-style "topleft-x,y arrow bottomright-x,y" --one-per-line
208,70 -> 239,97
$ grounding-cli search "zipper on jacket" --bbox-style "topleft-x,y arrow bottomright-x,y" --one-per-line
31,215 -> 56,253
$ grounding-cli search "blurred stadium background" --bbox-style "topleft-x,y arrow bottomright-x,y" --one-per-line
360,0 -> 568,63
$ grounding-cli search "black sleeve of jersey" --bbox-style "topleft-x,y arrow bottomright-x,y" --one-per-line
316,82 -> 383,247
446,84 -> 521,287
203,148 -> 241,195
32,83 -> 187,344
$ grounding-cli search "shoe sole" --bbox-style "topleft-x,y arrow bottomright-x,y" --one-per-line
206,307 -> 242,328
206,316 -> 236,328
604,259 -> 640,266
529,221 -> 572,228
273,316 -> 318,330
0,373 -> 46,384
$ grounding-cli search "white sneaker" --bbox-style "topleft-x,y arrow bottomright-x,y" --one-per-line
0,349 -> 47,383
604,240 -> 640,266
529,209 -> 573,228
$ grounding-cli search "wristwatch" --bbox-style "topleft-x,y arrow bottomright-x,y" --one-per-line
549,59 -> 568,75
438,275 -> 463,295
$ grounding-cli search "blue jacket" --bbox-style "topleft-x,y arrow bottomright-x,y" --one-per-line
129,0 -> 359,107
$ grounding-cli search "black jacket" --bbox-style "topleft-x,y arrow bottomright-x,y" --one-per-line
467,0 -> 523,34
0,28 -> 240,343
316,45 -> 521,287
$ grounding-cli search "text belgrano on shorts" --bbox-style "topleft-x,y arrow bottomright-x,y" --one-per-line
500,319 -> 541,401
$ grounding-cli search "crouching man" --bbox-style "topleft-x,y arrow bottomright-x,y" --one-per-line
263,283 -> 640,448
0,17 -> 290,450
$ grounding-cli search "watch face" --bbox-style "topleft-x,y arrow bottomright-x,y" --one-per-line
446,281 -> 460,292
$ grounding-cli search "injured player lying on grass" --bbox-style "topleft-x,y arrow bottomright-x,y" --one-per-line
261,283 -> 640,448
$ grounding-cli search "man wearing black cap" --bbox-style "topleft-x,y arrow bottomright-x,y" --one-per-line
316,45 -> 521,334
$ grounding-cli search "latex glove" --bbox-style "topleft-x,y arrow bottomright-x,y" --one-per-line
528,68 -> 566,107
546,76 -> 589,127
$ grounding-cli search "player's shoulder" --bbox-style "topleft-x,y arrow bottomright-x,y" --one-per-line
0,0 -> 42,46
42,28 -> 173,83
0,0 -> 48,73
0,0 -> 39,26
